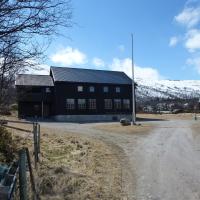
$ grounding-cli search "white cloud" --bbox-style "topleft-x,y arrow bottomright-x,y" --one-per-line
118,45 -> 125,52
175,7 -> 200,28
187,56 -> 200,74
29,64 -> 50,75
50,47 -> 87,66
25,62 -> 50,75
169,36 -> 179,47
109,58 -> 163,80
92,57 -> 105,67
185,29 -> 200,52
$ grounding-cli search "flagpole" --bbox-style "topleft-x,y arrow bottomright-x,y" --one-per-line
131,33 -> 136,125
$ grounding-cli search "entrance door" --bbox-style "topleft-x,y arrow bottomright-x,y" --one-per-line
43,104 -> 50,117
33,104 -> 41,117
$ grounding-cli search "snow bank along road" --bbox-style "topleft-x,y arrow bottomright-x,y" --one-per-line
41,119 -> 200,200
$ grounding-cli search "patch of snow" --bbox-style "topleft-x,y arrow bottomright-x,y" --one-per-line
136,79 -> 200,100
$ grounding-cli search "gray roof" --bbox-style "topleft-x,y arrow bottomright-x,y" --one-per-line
15,74 -> 54,86
50,67 -> 132,85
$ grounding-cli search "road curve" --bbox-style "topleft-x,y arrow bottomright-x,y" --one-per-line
40,119 -> 200,200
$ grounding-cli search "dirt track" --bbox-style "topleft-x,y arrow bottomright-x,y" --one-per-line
41,118 -> 200,200
132,120 -> 200,200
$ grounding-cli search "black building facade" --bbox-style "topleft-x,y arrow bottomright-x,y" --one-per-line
16,67 -> 133,121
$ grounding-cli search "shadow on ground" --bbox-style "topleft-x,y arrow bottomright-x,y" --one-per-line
22,116 -> 167,124
136,117 -> 166,122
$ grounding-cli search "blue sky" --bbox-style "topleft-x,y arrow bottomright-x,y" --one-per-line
37,0 -> 200,80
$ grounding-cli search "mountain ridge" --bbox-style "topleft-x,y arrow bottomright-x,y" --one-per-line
135,79 -> 200,101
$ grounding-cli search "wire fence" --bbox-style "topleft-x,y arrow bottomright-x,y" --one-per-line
0,120 -> 41,200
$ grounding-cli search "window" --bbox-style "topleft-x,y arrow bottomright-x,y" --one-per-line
89,86 -> 95,92
77,86 -> 83,92
66,99 -> 75,110
123,99 -> 130,109
78,99 -> 86,109
114,99 -> 121,110
46,87 -> 51,93
116,87 -> 121,93
89,99 -> 96,109
103,86 -> 109,93
104,99 -> 112,109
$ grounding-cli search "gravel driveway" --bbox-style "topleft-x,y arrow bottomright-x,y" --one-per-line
40,119 -> 200,200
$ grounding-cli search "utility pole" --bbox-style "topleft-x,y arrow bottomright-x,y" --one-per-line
131,34 -> 136,125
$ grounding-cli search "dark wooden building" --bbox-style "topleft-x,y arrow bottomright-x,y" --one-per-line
16,67 -> 133,121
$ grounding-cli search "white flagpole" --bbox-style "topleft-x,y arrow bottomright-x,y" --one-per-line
131,34 -> 136,125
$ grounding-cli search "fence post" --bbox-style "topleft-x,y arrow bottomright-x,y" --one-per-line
25,148 -> 38,200
33,123 -> 38,169
19,148 -> 27,200
37,123 -> 40,156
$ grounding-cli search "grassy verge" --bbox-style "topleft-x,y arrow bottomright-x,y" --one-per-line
95,123 -> 154,135
137,113 -> 195,120
0,117 -> 124,200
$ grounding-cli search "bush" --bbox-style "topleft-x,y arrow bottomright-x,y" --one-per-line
0,107 -> 11,115
0,126 -> 16,163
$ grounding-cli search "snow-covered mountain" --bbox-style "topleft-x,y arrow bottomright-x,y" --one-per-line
136,79 -> 200,101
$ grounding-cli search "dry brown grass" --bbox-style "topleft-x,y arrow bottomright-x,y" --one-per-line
37,132 -> 123,200
137,113 -> 195,120
0,126 -> 17,163
0,115 -> 124,200
95,123 -> 154,135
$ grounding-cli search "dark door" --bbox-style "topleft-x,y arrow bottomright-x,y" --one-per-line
43,104 -> 50,117
33,104 -> 41,117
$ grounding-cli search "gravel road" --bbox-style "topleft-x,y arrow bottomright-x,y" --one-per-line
40,119 -> 200,200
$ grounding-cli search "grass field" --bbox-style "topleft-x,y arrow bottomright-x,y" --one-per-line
0,115 -> 124,200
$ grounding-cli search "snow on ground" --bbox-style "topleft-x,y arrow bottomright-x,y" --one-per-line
136,79 -> 200,99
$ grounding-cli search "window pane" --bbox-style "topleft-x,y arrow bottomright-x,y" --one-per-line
116,87 -> 120,93
114,99 -> 121,109
104,99 -> 112,109
78,99 -> 86,109
103,86 -> 109,93
66,99 -> 75,110
78,86 -> 83,92
123,99 -> 130,109
89,99 -> 96,109
46,87 -> 51,93
89,86 -> 95,92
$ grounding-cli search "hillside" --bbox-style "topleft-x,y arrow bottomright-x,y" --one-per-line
136,79 -> 200,102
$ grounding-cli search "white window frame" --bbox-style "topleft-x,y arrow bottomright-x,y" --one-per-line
46,87 -> 51,93
77,86 -> 83,92
78,99 -> 86,109
123,99 -> 130,109
104,99 -> 112,109
103,86 -> 109,93
66,99 -> 75,110
114,99 -> 121,110
89,86 -> 95,93
89,99 -> 96,110
116,87 -> 121,93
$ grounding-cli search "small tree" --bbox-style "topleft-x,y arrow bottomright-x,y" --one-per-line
0,0 -> 73,106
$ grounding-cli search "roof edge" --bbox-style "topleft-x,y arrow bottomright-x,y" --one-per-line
50,66 -> 125,74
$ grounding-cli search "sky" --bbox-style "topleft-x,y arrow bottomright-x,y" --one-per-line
35,0 -> 200,80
